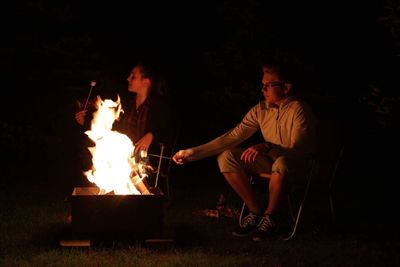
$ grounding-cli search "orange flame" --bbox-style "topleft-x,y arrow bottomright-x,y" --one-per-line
83,95 -> 150,195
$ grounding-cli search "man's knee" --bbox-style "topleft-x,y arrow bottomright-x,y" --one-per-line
272,156 -> 289,178
217,149 -> 234,166
217,149 -> 242,172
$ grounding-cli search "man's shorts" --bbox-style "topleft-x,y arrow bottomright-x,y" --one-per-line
217,148 -> 309,181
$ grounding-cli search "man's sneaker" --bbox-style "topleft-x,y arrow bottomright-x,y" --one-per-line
252,213 -> 278,241
232,212 -> 262,237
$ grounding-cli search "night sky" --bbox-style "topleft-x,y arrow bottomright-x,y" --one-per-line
7,1 -> 397,92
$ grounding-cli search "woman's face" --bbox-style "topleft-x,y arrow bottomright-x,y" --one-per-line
127,66 -> 149,93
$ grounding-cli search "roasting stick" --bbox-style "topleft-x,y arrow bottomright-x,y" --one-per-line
83,80 -> 97,110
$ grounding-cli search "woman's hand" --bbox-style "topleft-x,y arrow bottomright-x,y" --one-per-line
134,132 -> 153,154
75,110 -> 87,126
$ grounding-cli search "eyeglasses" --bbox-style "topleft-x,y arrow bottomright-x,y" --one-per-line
261,82 -> 284,92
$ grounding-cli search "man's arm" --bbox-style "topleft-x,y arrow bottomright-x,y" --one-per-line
174,104 -> 262,162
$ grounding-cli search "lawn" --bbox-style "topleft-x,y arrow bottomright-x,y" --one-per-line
1,140 -> 399,267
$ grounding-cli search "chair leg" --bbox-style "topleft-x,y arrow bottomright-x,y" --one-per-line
283,197 -> 307,241
287,194 -> 296,222
329,191 -> 335,223
239,201 -> 246,227
154,144 -> 165,188
283,159 -> 316,241
328,146 -> 344,223
165,174 -> 170,201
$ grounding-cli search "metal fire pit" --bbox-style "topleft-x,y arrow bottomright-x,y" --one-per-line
71,187 -> 164,237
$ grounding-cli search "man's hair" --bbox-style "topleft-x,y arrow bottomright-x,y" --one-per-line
259,48 -> 309,84
260,50 -> 316,96
261,58 -> 295,83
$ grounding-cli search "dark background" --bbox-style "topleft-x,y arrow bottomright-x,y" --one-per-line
2,0 -> 399,226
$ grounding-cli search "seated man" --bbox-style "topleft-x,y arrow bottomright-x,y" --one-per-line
172,59 -> 316,241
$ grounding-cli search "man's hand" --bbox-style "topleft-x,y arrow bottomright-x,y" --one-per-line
240,143 -> 270,163
172,149 -> 194,165
75,110 -> 87,126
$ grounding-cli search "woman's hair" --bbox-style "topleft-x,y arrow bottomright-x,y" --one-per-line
136,62 -> 168,96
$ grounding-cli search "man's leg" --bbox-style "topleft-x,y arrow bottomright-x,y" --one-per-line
218,148 -> 275,237
251,173 -> 283,241
218,148 -> 273,214
223,171 -> 261,214
265,171 -> 285,215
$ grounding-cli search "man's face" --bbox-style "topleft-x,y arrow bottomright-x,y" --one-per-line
261,72 -> 291,104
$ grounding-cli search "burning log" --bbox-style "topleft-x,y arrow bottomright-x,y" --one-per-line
130,174 -> 150,195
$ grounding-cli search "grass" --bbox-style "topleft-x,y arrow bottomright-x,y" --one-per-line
1,145 -> 400,267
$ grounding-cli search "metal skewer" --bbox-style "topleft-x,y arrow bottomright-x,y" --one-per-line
147,153 -> 171,160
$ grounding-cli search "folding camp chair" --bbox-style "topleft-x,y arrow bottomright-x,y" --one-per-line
148,124 -> 180,201
238,118 -> 344,240
148,143 -> 173,200
284,143 -> 344,240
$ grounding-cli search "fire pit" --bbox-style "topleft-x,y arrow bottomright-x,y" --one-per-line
71,187 -> 165,237
68,96 -> 167,239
